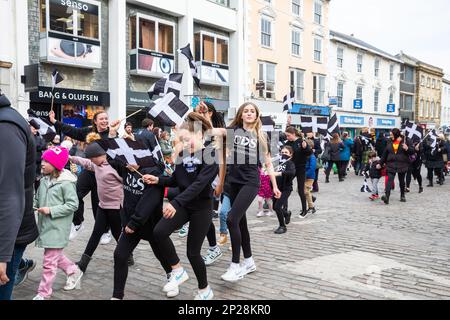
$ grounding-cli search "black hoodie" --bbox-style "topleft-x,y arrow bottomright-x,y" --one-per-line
0,95 -> 38,262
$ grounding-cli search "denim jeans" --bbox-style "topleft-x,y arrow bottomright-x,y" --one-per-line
219,195 -> 231,235
0,244 -> 26,300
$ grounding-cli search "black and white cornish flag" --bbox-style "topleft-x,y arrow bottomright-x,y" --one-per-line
283,91 -> 295,112
148,92 -> 189,127
178,44 -> 201,89
51,69 -> 64,92
300,116 -> 328,136
261,116 -> 283,164
97,138 -> 156,168
27,109 -> 57,142
402,120 -> 423,143
327,114 -> 340,136
148,73 -> 183,100
428,129 -> 439,151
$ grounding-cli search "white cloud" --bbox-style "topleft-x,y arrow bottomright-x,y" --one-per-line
330,0 -> 450,77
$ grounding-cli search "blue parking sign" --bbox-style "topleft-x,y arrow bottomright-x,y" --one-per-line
387,104 -> 395,113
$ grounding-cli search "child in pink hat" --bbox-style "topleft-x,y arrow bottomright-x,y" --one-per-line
33,147 -> 82,300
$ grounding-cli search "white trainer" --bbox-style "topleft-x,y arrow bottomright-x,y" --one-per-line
69,223 -> 84,241
194,287 -> 214,300
221,264 -> 246,282
203,247 -> 222,266
242,260 -> 257,275
256,211 -> 266,218
163,269 -> 189,293
100,231 -> 112,245
32,294 -> 46,300
63,267 -> 83,291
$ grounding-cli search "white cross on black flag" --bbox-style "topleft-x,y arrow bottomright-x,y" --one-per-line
148,73 -> 183,100
178,44 -> 201,89
148,92 -> 189,127
97,138 -> 156,168
402,120 -> 423,143
300,116 -> 328,136
283,91 -> 295,112
27,109 -> 57,142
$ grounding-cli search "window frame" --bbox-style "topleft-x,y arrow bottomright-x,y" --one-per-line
194,30 -> 230,66
374,59 -> 380,78
356,86 -> 363,100
313,1 -> 323,25
337,81 -> 344,108
290,68 -> 305,102
357,53 -> 363,73
313,37 -> 322,63
291,27 -> 302,57
292,0 -> 302,16
261,16 -> 273,48
337,47 -> 344,68
313,74 -> 326,104
258,61 -> 276,100
389,64 -> 394,81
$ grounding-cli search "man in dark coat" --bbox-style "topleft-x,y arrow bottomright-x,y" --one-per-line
0,93 -> 38,300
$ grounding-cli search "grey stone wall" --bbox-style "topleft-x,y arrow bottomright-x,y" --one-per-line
28,0 -> 109,93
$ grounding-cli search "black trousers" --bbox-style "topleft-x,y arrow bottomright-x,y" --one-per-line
325,160 -> 343,180
340,161 -> 349,176
227,184 -> 259,264
385,171 -> 406,199
427,167 -> 444,184
73,170 -> 100,227
153,201 -> 213,290
295,168 -> 307,212
84,207 -> 122,258
406,166 -> 422,188
113,187 -> 171,300
273,190 -> 291,228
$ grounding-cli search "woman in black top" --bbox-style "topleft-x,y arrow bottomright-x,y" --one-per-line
49,110 -> 119,235
284,127 -> 312,216
324,133 -> 345,183
145,113 -> 219,300
213,102 -> 281,283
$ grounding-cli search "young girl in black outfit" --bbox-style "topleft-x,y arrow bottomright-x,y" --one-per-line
213,102 -> 281,283
273,146 -> 296,234
144,113 -> 219,300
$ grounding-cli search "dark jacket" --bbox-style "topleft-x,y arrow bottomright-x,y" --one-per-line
33,134 -> 47,177
327,141 -> 344,162
285,138 -> 312,169
158,148 -> 219,212
375,137 -> 387,158
54,121 -> 111,141
424,141 -> 446,169
0,95 -> 38,262
306,137 -> 322,158
369,158 -> 382,179
275,159 -> 296,192
380,139 -> 414,174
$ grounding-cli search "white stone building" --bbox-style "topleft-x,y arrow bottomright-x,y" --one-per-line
441,77 -> 450,128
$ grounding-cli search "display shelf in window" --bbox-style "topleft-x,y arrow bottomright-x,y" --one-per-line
194,31 -> 229,87
129,13 -> 175,78
39,0 -> 102,69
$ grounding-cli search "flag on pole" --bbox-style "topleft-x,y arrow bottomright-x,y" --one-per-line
283,92 -> 295,112
428,129 -> 439,152
401,120 -> 423,143
178,44 -> 201,89
327,114 -> 340,136
51,69 -> 64,92
148,92 -> 189,127
27,109 -> 57,142
148,73 -> 183,100
97,138 -> 157,168
300,116 -> 328,136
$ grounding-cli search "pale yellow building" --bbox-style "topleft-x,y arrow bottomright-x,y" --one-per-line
242,0 -> 331,127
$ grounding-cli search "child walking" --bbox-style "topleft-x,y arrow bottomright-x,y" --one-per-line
257,166 -> 274,217
303,140 -> 317,216
69,136 -> 124,273
368,151 -> 382,200
33,147 -> 82,300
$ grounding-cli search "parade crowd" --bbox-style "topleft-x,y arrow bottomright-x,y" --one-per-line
1,92 -> 449,301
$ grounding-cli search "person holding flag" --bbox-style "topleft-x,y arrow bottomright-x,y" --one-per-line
423,132 -> 446,187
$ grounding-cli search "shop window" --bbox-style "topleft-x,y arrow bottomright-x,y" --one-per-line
40,0 -> 102,69
203,35 -> 215,63
129,13 -> 175,77
217,38 -> 229,65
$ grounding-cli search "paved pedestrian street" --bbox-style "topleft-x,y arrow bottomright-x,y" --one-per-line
13,171 -> 450,300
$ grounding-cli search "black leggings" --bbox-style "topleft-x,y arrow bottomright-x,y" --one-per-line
227,184 -> 259,264
295,168 -> 307,212
273,190 -> 291,228
113,187 -> 171,300
84,207 -> 122,258
73,170 -> 100,227
385,171 -> 406,199
325,160 -> 343,179
406,166 -> 423,188
340,161 -> 349,176
427,167 -> 444,183
153,202 -> 213,290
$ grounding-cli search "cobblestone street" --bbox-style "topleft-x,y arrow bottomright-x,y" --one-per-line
14,171 -> 450,300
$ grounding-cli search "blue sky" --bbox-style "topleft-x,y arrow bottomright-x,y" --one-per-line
330,0 -> 450,78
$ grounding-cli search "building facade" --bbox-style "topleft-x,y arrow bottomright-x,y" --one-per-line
244,0 -> 331,129
441,77 -> 450,128
407,54 -> 444,130
396,52 -> 416,123
328,31 -> 402,138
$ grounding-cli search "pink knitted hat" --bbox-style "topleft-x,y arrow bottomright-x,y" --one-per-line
42,146 -> 69,171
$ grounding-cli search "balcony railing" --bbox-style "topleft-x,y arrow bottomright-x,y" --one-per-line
208,0 -> 230,8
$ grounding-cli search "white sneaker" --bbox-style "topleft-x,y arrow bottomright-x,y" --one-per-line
194,287 -> 214,300
63,267 -> 83,291
163,269 -> 189,293
203,247 -> 222,266
32,294 -> 46,300
100,231 -> 112,245
242,259 -> 257,275
221,264 -> 246,282
178,224 -> 189,238
265,210 -> 274,217
256,211 -> 266,218
69,223 -> 84,241
163,275 -> 180,298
